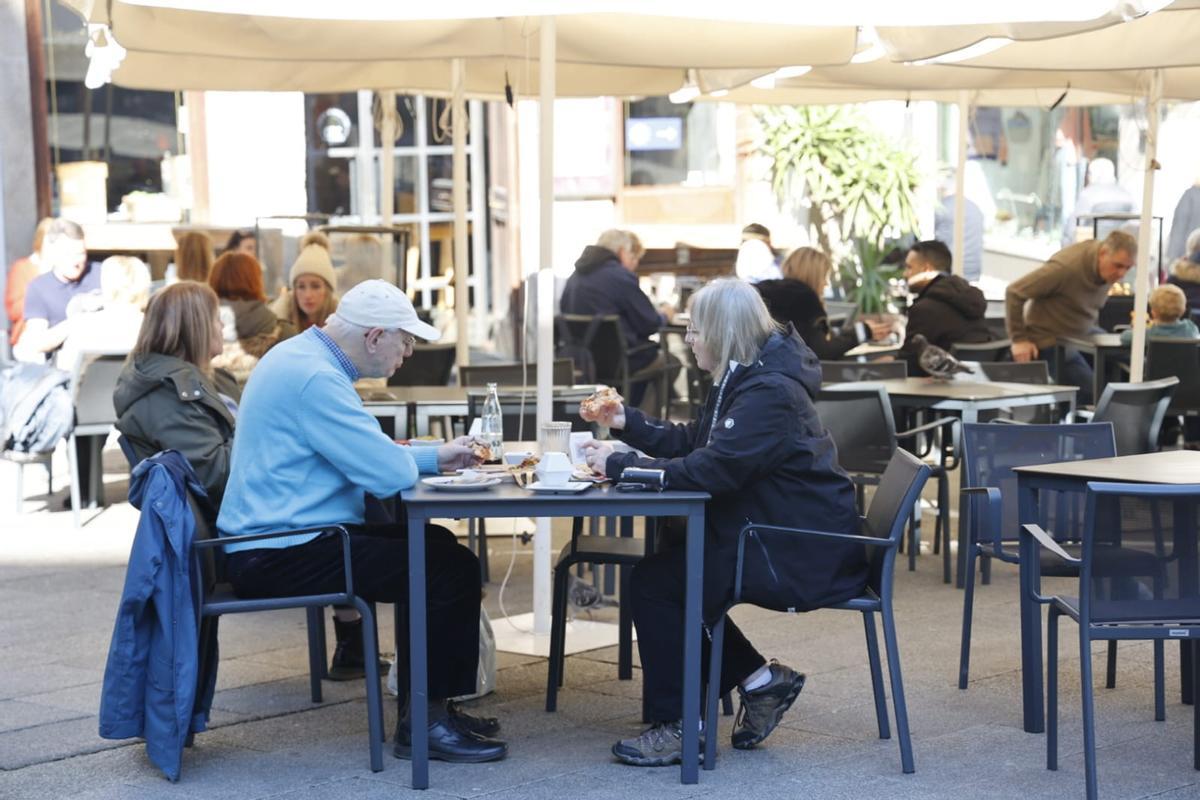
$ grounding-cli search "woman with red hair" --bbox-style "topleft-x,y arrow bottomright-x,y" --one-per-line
209,252 -> 281,381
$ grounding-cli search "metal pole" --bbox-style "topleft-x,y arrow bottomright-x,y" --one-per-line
378,90 -> 396,279
533,17 -> 556,636
452,59 -> 469,367
1130,69 -> 1162,383
953,91 -> 969,279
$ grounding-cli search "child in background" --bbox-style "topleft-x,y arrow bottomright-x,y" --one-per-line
1120,284 -> 1199,344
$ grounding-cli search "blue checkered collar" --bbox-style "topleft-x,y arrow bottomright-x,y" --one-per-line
309,326 -> 360,382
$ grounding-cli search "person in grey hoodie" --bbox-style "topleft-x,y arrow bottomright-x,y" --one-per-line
113,282 -> 238,507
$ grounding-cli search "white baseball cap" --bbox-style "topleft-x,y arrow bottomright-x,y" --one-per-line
335,279 -> 440,341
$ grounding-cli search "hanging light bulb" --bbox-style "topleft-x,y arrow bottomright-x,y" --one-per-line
668,69 -> 700,104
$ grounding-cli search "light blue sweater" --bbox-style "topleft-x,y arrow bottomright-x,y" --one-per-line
217,328 -> 439,552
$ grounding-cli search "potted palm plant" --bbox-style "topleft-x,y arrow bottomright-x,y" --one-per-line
756,105 -> 921,315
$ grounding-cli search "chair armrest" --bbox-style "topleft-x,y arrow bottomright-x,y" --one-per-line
738,522 -> 894,549
196,525 -> 355,597
1071,409 -> 1095,422
734,522 -> 890,605
990,417 -> 1028,425
896,415 -> 958,439
897,416 -> 959,469
962,486 -> 1005,558
1023,523 -> 1079,565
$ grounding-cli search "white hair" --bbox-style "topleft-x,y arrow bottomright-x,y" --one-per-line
1187,227 -> 1200,258
1087,157 -> 1116,185
596,229 -> 644,259
688,278 -> 779,384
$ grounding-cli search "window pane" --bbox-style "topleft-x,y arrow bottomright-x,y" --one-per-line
393,156 -> 419,215
426,154 -> 471,213
624,97 -> 731,187
425,97 -> 471,146
309,156 -> 353,216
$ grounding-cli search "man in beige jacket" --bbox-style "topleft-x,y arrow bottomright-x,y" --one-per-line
1005,229 -> 1136,404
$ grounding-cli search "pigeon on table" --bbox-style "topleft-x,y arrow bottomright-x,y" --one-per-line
912,334 -> 975,380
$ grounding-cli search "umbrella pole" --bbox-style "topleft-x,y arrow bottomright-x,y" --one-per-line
379,90 -> 396,272
452,59 -> 469,368
1130,69 -> 1162,383
533,16 -> 557,636
953,91 -> 969,279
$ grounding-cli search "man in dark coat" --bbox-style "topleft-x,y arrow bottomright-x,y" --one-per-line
559,229 -> 678,410
899,240 -> 992,376
581,279 -> 865,767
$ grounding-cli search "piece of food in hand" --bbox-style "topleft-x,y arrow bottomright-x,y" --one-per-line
470,441 -> 495,462
516,454 -> 540,470
580,386 -> 623,417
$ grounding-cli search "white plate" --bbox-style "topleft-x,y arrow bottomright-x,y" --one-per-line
525,481 -> 592,494
422,476 -> 502,492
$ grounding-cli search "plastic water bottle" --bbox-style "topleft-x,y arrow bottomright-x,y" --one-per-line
481,383 -> 504,459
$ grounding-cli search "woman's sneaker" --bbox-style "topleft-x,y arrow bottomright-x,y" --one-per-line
612,721 -> 687,766
731,662 -> 806,750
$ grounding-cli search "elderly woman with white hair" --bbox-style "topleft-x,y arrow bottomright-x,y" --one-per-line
580,278 -> 866,767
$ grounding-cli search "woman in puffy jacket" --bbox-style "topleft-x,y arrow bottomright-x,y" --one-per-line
581,278 -> 866,767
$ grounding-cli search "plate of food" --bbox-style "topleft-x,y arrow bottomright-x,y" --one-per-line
579,385 -> 623,418
422,473 -> 502,492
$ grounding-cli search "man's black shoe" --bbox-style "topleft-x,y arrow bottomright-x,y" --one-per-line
328,616 -> 388,681
393,712 -> 507,764
731,661 -> 806,750
447,700 -> 501,738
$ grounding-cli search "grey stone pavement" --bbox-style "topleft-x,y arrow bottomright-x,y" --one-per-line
2,443 -> 1198,800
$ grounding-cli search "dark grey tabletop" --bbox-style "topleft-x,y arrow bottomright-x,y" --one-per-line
1013,450 -> 1200,484
402,481 -> 709,508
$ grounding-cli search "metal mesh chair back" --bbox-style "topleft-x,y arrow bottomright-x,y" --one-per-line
950,339 -> 1011,362
1147,339 -> 1200,416
1093,377 -> 1179,456
815,386 -> 897,475
863,448 -> 931,593
460,359 -> 575,387
979,360 -> 1054,423
555,315 -> 629,388
386,343 -> 456,387
962,422 -> 1116,549
820,360 -> 908,384
1082,484 -> 1200,627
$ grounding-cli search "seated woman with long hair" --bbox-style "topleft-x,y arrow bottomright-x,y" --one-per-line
755,247 -> 890,359
113,281 -> 238,506
209,251 -> 282,381
580,278 -> 867,766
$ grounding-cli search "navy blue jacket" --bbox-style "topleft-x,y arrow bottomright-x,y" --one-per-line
560,246 -> 664,371
606,327 -> 867,615
99,450 -> 216,781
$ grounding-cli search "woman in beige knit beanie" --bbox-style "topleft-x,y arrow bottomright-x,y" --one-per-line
272,230 -> 339,338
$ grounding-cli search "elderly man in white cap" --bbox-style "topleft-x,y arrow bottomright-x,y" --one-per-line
217,280 -> 507,763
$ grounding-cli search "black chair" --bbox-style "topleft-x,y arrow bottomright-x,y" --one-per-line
950,339 -> 1011,362
460,358 -> 575,388
815,385 -> 958,580
1079,377 -> 1178,456
187,490 -> 386,772
956,422 -> 1120,687
1098,294 -> 1136,333
555,314 -> 672,418
386,343 -> 456,387
1147,339 -> 1200,443
819,360 -> 908,383
1034,482 -> 1200,800
979,361 -> 1058,424
67,351 -> 127,528
115,435 -> 345,704
982,316 -> 1009,341
703,449 -> 932,773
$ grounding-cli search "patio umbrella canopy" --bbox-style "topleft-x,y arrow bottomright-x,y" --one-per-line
63,1 -> 1169,94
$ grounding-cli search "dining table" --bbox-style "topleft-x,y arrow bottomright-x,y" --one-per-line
1013,449 -> 1200,734
399,477 -> 710,789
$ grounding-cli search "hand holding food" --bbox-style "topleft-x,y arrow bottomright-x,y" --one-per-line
437,442 -> 478,472
579,386 -> 625,429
